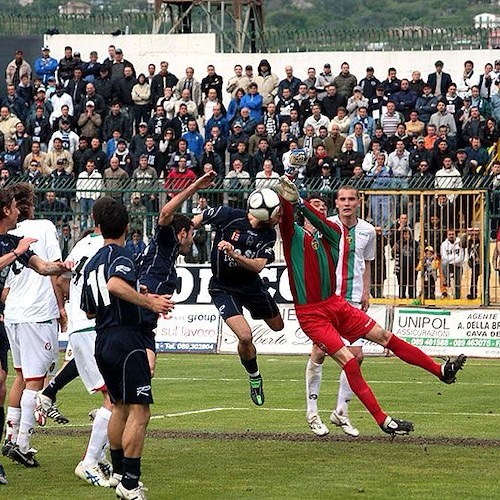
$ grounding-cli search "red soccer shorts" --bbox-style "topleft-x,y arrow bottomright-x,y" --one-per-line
295,294 -> 376,354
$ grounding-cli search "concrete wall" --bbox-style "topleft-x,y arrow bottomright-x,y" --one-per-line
44,33 -> 500,106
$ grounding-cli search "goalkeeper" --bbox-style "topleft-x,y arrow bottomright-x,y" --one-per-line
276,174 -> 466,435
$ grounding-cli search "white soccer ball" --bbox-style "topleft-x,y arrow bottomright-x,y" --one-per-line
247,188 -> 281,222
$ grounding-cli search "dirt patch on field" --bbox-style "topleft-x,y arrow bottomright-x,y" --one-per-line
38,427 -> 500,447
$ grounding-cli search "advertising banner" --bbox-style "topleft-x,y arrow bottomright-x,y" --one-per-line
393,308 -> 500,358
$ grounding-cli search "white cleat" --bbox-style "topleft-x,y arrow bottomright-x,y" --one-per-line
307,415 -> 329,436
330,410 -> 360,437
75,461 -> 110,487
116,482 -> 148,499
109,473 -> 123,488
34,391 -> 53,427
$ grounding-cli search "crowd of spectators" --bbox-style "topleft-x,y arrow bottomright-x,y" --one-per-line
1,44 -> 498,289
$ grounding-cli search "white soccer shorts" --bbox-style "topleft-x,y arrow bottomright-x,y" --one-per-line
64,341 -> 74,362
69,329 -> 105,394
6,320 -> 58,380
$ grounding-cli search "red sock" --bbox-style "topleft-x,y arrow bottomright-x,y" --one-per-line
386,334 -> 442,378
343,358 -> 387,426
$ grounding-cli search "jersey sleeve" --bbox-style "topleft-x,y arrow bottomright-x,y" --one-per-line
298,200 -> 341,250
108,254 -> 137,284
365,226 -> 376,261
43,221 -> 63,262
278,196 -> 297,246
201,205 -> 233,227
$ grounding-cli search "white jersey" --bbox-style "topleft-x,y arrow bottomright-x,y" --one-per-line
5,219 -> 61,323
66,233 -> 104,334
329,215 -> 375,304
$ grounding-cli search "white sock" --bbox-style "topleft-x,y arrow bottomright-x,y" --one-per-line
305,359 -> 323,420
5,406 -> 21,444
83,407 -> 111,466
17,389 -> 36,453
336,370 -> 354,417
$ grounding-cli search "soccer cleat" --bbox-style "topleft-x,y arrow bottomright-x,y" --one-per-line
440,354 -> 467,384
380,416 -> 414,436
75,461 -> 110,487
99,458 -> 113,480
34,391 -> 53,426
109,473 -> 123,488
307,415 -> 329,436
330,410 -> 360,437
249,375 -> 265,406
47,404 -> 70,424
0,463 -> 7,485
116,482 -> 147,499
1,441 -> 13,457
8,445 -> 40,467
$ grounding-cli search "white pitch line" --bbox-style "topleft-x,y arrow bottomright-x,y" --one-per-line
149,407 -> 500,419
151,376 -> 500,386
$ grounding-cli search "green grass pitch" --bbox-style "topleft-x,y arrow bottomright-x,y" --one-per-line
1,354 -> 498,499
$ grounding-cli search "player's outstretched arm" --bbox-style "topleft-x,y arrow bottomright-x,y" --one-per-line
158,171 -> 216,226
217,240 -> 269,273
107,276 -> 175,314
0,237 -> 38,271
28,256 -> 73,276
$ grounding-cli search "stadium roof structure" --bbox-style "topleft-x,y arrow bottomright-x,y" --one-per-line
153,0 -> 265,52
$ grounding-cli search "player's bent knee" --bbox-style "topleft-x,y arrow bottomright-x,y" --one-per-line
348,346 -> 364,362
265,315 -> 284,332
332,346 -> 355,367
311,343 -> 326,364
365,324 -> 391,346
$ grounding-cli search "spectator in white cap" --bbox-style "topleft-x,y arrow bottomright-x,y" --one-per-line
77,100 -> 102,139
346,86 -> 369,118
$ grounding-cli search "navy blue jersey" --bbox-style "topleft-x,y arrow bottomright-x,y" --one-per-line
0,234 -> 35,292
137,224 -> 179,295
202,206 -> 276,288
137,223 -> 179,328
81,244 -> 142,333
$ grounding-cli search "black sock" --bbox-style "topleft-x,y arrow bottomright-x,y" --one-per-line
43,358 -> 79,402
122,456 -> 141,490
0,407 -> 4,440
110,448 -> 124,476
241,357 -> 259,377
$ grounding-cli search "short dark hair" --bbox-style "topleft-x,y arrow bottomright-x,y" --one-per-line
172,213 -> 193,234
99,201 -> 129,239
92,196 -> 116,226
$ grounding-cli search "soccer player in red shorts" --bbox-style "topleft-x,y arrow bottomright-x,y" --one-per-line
277,179 -> 467,435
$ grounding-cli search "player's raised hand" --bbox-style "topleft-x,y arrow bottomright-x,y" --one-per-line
14,237 -> 38,256
276,175 -> 300,203
195,170 -> 217,189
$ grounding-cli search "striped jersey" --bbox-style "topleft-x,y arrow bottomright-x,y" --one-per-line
329,215 -> 375,304
280,198 -> 345,305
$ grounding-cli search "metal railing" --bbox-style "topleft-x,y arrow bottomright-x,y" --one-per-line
10,175 -> 497,306
0,13 -> 492,52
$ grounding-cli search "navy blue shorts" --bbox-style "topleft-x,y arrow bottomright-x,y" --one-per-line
209,280 -> 279,322
95,326 -> 153,405
0,322 -> 8,374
